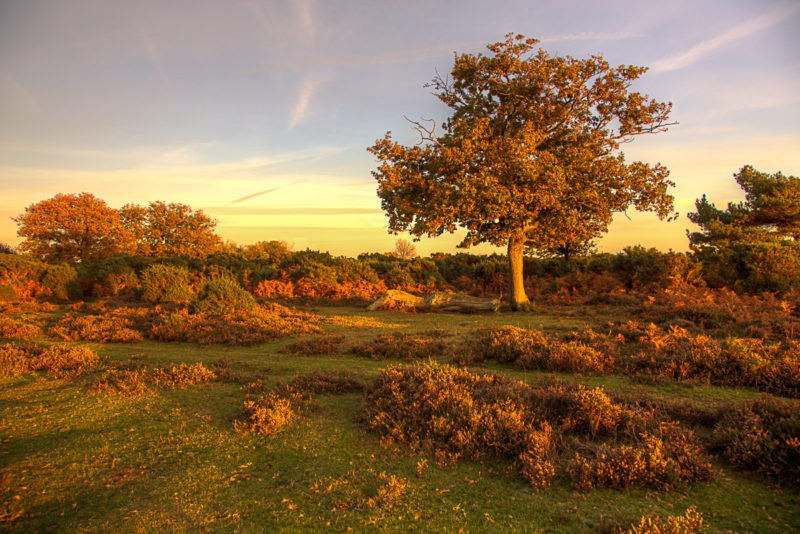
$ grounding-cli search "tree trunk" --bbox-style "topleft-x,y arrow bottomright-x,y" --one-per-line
507,233 -> 532,311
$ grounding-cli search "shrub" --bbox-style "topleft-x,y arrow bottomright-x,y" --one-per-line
150,303 -> 320,345
192,275 -> 255,314
234,392 -> 297,435
0,316 -> 43,340
0,254 -> 79,301
283,334 -> 345,355
361,363 -> 711,491
91,362 -> 217,395
0,342 -> 100,378
49,311 -> 144,343
354,332 -> 451,360
568,423 -> 713,490
621,507 -> 706,534
362,362 -> 556,485
630,326 -> 800,397
465,326 -> 614,374
140,264 -> 192,303
711,397 -> 800,484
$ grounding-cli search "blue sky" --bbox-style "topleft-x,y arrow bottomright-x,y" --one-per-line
1,0 -> 798,256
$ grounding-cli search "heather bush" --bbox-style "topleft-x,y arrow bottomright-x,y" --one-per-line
283,334 -> 346,355
621,507 -> 706,534
0,315 -> 43,340
140,264 -> 192,303
49,311 -> 144,343
234,392 -> 298,435
0,342 -> 101,378
362,363 -> 556,485
464,326 -> 614,374
711,397 -> 800,484
92,362 -> 216,394
568,423 -> 713,490
150,303 -> 320,345
362,363 -> 712,490
631,326 -> 800,397
354,332 -> 452,360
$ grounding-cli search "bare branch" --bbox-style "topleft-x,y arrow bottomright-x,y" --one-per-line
403,115 -> 438,145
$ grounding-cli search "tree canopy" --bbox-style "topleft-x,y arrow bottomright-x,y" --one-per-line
369,33 -> 676,309
120,201 -> 222,258
14,193 -> 134,262
15,194 -> 223,263
688,165 -> 800,291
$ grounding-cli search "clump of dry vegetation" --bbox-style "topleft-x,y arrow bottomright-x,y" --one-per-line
353,332 -> 452,360
361,362 -> 713,490
308,469 -> 410,511
235,370 -> 364,435
463,323 -> 800,398
45,298 -> 321,346
91,362 -> 217,395
0,315 -> 43,340
283,334 -> 346,355
150,302 -> 321,345
620,507 -> 706,534
234,391 -> 298,435
458,325 -> 614,373
49,308 -> 145,342
0,342 -> 101,378
711,396 -> 800,485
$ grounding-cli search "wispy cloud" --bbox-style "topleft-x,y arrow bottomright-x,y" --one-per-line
209,206 -> 380,215
541,31 -> 640,43
651,3 -> 800,73
289,75 -> 319,129
138,26 -> 171,89
294,0 -> 315,43
229,179 -> 307,204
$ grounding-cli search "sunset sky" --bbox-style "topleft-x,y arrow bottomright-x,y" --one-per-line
1,0 -> 798,257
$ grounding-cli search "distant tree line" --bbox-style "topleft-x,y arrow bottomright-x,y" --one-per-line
2,162 -> 798,300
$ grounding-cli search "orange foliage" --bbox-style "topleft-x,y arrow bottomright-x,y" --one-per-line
120,201 -> 222,258
621,507 -> 706,534
253,276 -> 388,304
14,193 -> 135,262
92,362 -> 217,395
0,315 -> 43,340
463,326 -> 614,373
362,362 -> 712,490
568,423 -> 712,490
1,342 -> 101,378
354,332 -> 452,360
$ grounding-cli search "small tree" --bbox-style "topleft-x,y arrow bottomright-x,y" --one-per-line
688,165 -> 800,290
369,34 -> 675,310
120,201 -> 222,258
393,238 -> 417,260
15,192 -> 134,262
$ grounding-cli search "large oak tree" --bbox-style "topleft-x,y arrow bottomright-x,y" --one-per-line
369,34 -> 676,310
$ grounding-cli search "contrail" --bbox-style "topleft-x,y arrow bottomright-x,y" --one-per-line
229,179 -> 307,205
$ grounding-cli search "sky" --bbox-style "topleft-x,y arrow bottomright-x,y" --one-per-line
1,0 -> 798,257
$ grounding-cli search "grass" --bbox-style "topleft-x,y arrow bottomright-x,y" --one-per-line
1,303 -> 799,532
